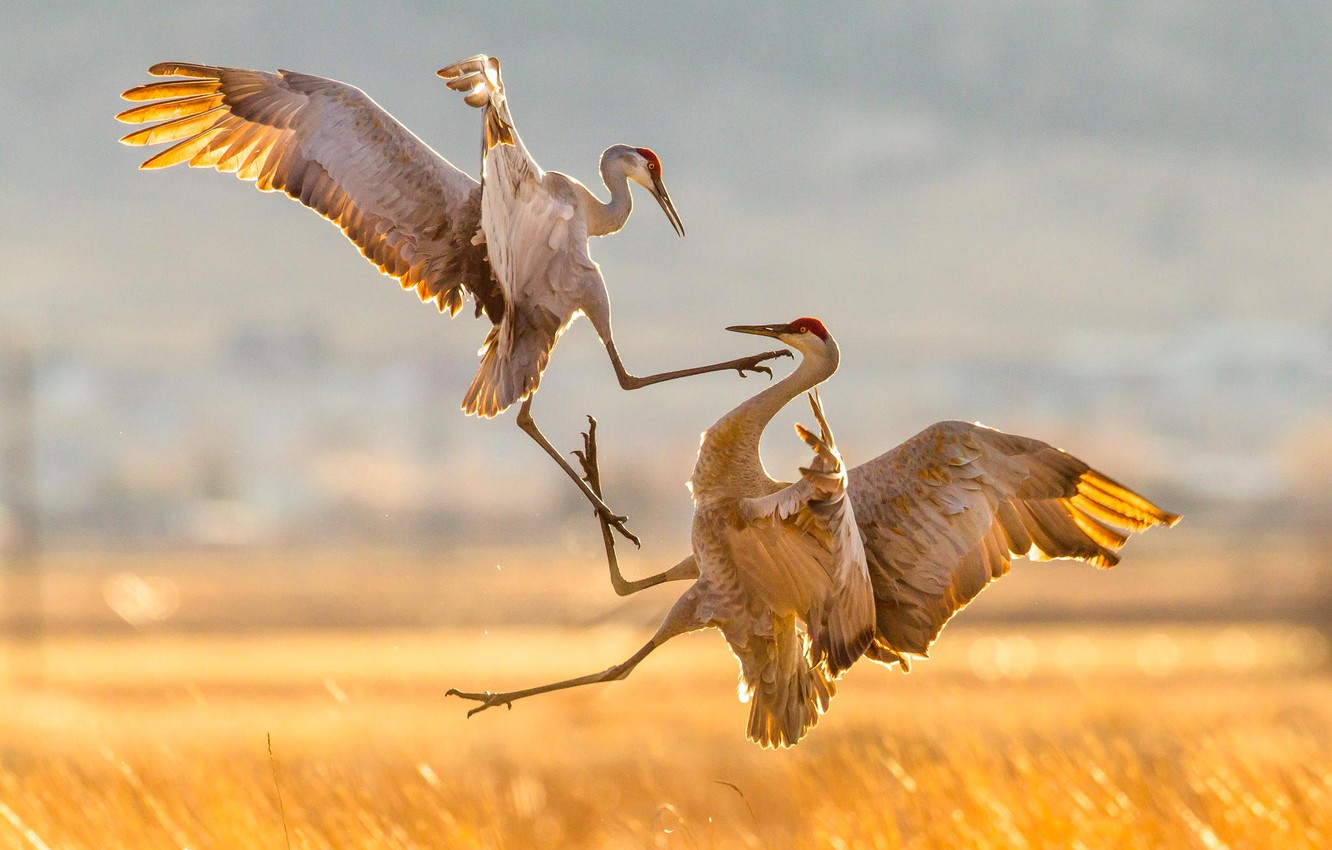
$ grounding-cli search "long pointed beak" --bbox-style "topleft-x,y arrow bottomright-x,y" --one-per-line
726,323 -> 789,339
650,176 -> 685,237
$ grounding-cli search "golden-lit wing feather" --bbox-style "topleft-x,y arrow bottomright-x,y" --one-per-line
847,421 -> 1179,667
118,63 -> 503,322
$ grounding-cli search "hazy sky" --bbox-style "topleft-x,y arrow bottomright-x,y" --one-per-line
6,1 -> 1329,346
2,2 -> 1330,542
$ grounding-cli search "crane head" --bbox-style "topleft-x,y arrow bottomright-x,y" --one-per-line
726,317 -> 836,363
726,318 -> 831,342
616,146 -> 684,237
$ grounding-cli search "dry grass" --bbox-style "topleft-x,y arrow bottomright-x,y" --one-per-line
1,623 -> 1329,849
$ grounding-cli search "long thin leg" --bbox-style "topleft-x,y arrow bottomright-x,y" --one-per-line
447,584 -> 705,717
605,338 -> 792,391
515,398 -> 640,547
447,637 -> 660,717
573,418 -> 699,597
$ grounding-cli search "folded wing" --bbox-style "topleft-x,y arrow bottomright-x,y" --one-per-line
847,420 -> 1179,668
738,391 -> 875,677
118,63 -> 502,321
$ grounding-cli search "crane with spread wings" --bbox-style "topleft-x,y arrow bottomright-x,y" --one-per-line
447,317 -> 1178,747
118,56 -> 787,544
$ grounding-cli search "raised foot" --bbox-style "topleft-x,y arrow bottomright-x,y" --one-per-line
446,688 -> 514,718
736,349 -> 794,379
573,416 -> 641,548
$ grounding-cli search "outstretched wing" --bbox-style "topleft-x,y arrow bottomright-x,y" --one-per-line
848,421 -> 1179,667
738,391 -> 874,677
118,63 -> 502,322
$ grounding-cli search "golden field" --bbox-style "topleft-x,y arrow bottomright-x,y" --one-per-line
0,624 -> 1328,848
0,549 -> 1329,849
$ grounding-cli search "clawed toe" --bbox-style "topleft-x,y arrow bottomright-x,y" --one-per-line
601,509 -> 629,526
574,415 -> 602,485
607,515 -> 641,548
596,502 -> 641,548
446,688 -> 513,717
737,349 -> 793,380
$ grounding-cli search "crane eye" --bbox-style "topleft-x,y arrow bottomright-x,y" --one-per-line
794,323 -> 807,334
647,162 -> 657,171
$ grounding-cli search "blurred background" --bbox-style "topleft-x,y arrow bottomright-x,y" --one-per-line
1,2 -> 1330,640
2,4 -> 1331,847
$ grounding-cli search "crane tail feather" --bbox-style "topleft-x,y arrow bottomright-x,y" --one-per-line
742,627 -> 836,749
461,307 -> 564,418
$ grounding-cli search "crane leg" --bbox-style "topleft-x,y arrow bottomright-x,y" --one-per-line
515,398 -> 641,547
604,338 -> 793,390
573,417 -> 699,596
447,638 -> 660,717
447,586 -> 705,717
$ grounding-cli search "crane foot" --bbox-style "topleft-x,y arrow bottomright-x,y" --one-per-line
446,688 -> 514,718
735,349 -> 794,379
600,510 -> 640,549
572,416 -> 642,548
573,416 -> 605,492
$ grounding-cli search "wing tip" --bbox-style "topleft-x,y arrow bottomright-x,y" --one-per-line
1077,470 -> 1181,530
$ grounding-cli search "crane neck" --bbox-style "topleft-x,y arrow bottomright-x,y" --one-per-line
587,154 -> 634,237
709,339 -> 841,459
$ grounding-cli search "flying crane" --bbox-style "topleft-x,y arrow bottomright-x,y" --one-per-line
117,56 -> 787,543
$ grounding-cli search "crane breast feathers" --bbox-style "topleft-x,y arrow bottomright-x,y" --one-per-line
118,63 -> 502,321
847,420 -> 1179,659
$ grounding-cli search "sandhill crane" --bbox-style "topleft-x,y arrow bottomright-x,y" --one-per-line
117,56 -> 787,543
448,317 -> 1179,747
